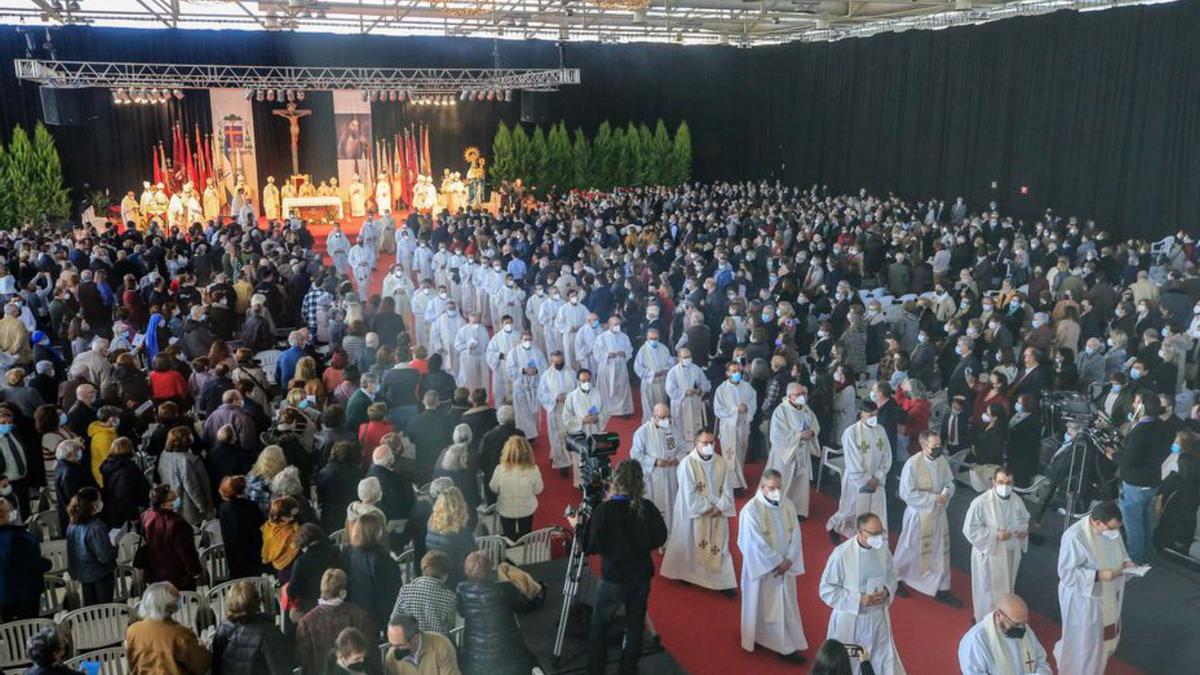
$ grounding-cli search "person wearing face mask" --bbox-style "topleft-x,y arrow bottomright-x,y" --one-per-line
428,301 -> 466,377
64,485 -> 117,605
495,274 -> 527,330
893,431 -> 962,607
504,331 -> 547,439
536,352 -> 576,477
664,347 -> 711,446
660,431 -> 737,595
1103,393 -> 1169,564
826,401 -> 892,544
0,405 -> 34,518
963,467 -> 1031,622
561,370 -> 611,488
592,317 -> 635,417
409,283 -> 435,348
1054,501 -> 1136,675
452,313 -> 490,395
536,286 -> 565,358
737,469 -> 808,663
140,484 -> 203,591
766,383 -> 819,521
713,362 -> 757,491
633,328 -> 676,424
819,512 -> 904,675
485,315 -> 521,405
629,403 -> 684,532
957,592 -> 1051,674
555,290 -> 590,371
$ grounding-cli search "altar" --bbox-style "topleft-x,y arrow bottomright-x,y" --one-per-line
282,196 -> 344,221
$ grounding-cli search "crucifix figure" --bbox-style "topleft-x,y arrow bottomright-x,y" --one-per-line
273,102 -> 311,177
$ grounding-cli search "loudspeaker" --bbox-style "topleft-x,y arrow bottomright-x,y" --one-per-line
520,91 -> 549,125
40,86 -> 90,126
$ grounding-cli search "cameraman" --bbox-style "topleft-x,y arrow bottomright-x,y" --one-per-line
576,459 -> 668,675
1106,393 -> 1171,563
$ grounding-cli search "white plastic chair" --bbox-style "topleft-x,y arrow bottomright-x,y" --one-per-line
475,503 -> 500,536
474,535 -> 513,568
0,618 -> 54,669
40,540 -> 68,575
329,528 -> 348,547
816,446 -> 845,494
201,544 -> 230,586
58,604 -> 131,652
255,349 -> 282,384
112,564 -> 142,603
207,577 -> 278,626
199,519 -> 223,547
115,531 -> 142,566
507,527 -> 557,566
25,511 -> 62,542
395,547 -> 415,585
40,575 -> 72,618
449,625 -> 464,648
175,591 -> 206,635
65,646 -> 128,675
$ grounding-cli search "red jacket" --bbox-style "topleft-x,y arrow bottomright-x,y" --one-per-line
149,369 -> 189,404
895,390 -> 932,450
358,420 -> 395,465
141,507 -> 202,591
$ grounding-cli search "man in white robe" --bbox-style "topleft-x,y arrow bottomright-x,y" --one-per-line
413,241 -> 433,282
358,216 -> 380,267
485,262 -> 506,326
348,243 -> 372,301
561,370 -> 610,487
893,430 -> 962,606
574,314 -> 602,377
428,301 -> 466,377
538,288 -> 565,358
633,328 -> 675,423
660,431 -> 738,594
326,225 -> 351,277
738,469 -> 807,663
957,593 -> 1051,675
381,266 -> 414,330
766,383 -> 819,519
458,258 -> 477,315
1054,501 -> 1135,675
963,466 -> 1030,621
431,245 -> 450,288
526,285 -> 547,352
826,401 -> 892,542
592,317 -> 634,417
629,404 -> 684,532
555,291 -> 589,370
395,228 -> 416,277
713,361 -> 757,490
506,331 -> 547,439
453,314 -> 490,393
665,347 -> 710,444
819,512 -> 905,675
496,276 -> 527,331
410,284 -> 434,347
538,352 -> 576,476
486,316 -> 521,404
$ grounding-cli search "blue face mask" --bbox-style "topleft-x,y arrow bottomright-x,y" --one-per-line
761,313 -> 771,323
1015,401 -> 1024,413
1171,442 -> 1182,454
1129,369 -> 1143,380
0,424 -> 11,435
731,372 -> 742,384
59,412 -> 68,427
1110,384 -> 1121,393
172,497 -> 183,511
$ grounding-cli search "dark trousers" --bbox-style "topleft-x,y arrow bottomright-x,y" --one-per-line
8,477 -> 29,521
500,515 -> 533,540
1,600 -> 40,621
588,577 -> 651,675
81,574 -> 115,606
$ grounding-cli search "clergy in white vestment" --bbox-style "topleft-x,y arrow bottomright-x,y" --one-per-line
348,243 -> 372,301
713,361 -> 757,490
963,466 -> 1030,621
472,263 -> 492,325
826,401 -> 892,541
422,287 -> 449,331
538,289 -> 565,358
1054,501 -> 1135,675
893,430 -> 962,606
453,314 -> 491,393
381,265 -> 415,330
633,329 -> 676,424
326,225 -> 351,276
629,404 -> 684,532
561,370 -> 611,487
819,512 -> 906,675
957,593 -> 1051,675
506,331 -> 547,439
485,262 -> 507,326
665,347 -> 711,444
410,284 -> 434,347
574,314 -> 602,377
660,432 -> 738,593
395,228 -> 416,276
487,316 -> 521,405
555,291 -> 589,370
431,245 -> 450,288
413,242 -> 434,283
766,383 -> 819,519
457,257 -> 476,314
496,276 -> 527,331
358,217 -> 380,266
593,317 -> 634,417
526,285 -> 547,352
428,301 -> 466,377
538,352 -> 577,474
738,470 -> 808,662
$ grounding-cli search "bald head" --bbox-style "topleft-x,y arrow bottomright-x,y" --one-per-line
652,403 -> 670,421
996,593 -> 1028,624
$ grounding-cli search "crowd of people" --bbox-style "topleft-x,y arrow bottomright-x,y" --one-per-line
0,180 -> 1198,675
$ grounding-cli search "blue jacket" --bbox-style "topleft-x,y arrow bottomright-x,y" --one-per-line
275,346 -> 304,385
66,518 -> 117,583
0,524 -> 51,605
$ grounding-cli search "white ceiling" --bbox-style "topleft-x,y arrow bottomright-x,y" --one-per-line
0,0 -> 1178,45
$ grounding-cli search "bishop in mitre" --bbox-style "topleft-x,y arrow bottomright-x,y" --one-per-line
629,403 -> 683,532
893,430 -> 962,607
263,176 -> 281,220
957,593 -> 1050,675
633,328 -> 675,424
826,400 -> 892,542
660,431 -> 738,595
766,383 -> 819,519
963,466 -> 1030,621
665,347 -> 710,445
738,469 -> 808,664
538,351 -> 576,477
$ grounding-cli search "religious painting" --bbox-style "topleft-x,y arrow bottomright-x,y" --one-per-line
336,113 -> 371,161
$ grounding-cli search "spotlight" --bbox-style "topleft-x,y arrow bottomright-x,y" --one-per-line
148,88 -> 159,99
173,88 -> 184,100
504,89 -> 512,101
112,90 -> 122,104
487,90 -> 495,101
296,90 -> 305,101
266,89 -> 275,101
285,90 -> 295,102
388,90 -> 396,102
256,89 -> 265,101
459,90 -> 468,101
244,88 -> 254,100
276,88 -> 285,101
361,90 -> 368,103
369,90 -> 378,103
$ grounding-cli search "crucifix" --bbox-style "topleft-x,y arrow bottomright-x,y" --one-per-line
272,102 -> 311,177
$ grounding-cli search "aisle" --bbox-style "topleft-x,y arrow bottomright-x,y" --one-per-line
329,233 -> 1144,675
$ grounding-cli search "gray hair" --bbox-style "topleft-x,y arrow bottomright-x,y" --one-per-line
760,468 -> 783,485
452,423 -> 472,445
360,372 -> 380,389
90,337 -> 110,352
270,466 -> 303,497
357,476 -> 382,503
496,404 -> 515,425
139,582 -> 180,621
785,382 -> 804,397
55,438 -> 83,461
429,476 -> 455,501
35,360 -> 53,375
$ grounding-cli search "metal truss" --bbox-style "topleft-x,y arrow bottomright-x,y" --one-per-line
13,59 -> 581,94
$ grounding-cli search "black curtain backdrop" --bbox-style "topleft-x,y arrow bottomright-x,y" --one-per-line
252,91 -> 337,186
2,0 -> 1200,235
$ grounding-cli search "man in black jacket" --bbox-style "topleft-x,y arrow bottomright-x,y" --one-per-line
404,391 -> 454,483
1108,394 -> 1171,563
367,445 -> 414,521
479,405 -> 526,502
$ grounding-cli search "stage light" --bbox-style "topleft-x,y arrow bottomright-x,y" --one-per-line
285,90 -> 294,102
368,90 -> 378,103
487,90 -> 495,101
459,90 -> 468,101
244,89 -> 254,100
296,90 -> 305,101
173,89 -> 184,100
387,91 -> 396,102
504,89 -> 512,101
361,90 -> 369,103
256,89 -> 265,101
276,88 -> 285,101
112,90 -> 122,104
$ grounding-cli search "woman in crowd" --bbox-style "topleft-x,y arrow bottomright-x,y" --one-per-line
54,438 -> 95,534
246,445 -> 288,514
141,484 -> 202,591
206,424 -> 250,501
149,354 -> 190,407
829,363 -> 858,446
346,476 -> 384,524
211,579 -> 294,675
356,402 -> 394,466
894,378 -> 931,457
426,485 -> 476,588
65,486 -> 117,605
971,370 -> 1010,427
21,625 -> 82,675
261,496 -> 301,582
340,510 -> 401,628
489,436 -> 544,540
99,436 -> 150,527
157,425 -> 213,526
973,401 -> 1010,467
317,441 -> 363,534
285,523 -> 341,620
125,582 -> 211,675
322,348 -> 349,395
0,497 -> 51,620
270,465 -> 317,524
1155,432 -> 1200,554
434,423 -> 479,509
456,550 -> 539,675
217,476 -> 265,580
36,403 -> 75,483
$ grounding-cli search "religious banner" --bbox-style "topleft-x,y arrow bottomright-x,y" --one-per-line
208,88 -> 260,215
332,90 -> 372,196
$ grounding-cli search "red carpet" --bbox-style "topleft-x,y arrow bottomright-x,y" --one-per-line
329,233 -> 1145,675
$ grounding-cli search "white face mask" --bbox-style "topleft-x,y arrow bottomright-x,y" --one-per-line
609,325 -> 620,334
521,340 -> 532,349
864,416 -> 878,428
681,357 -> 692,367
764,488 -> 782,503
656,418 -> 671,429
503,324 -> 513,333
995,484 -> 1011,498
866,534 -> 886,549
579,381 -> 592,392
1101,528 -> 1121,540
698,443 -> 714,458
795,395 -> 807,407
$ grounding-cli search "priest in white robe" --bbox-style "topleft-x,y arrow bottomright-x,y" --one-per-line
592,318 -> 634,417
485,263 -> 506,326
660,432 -> 738,593
428,301 -> 466,377
555,291 -> 589,370
958,593 -> 1051,675
472,263 -> 492,325
413,242 -> 433,282
738,469 -> 808,663
629,404 -> 684,532
538,289 -> 565,358
422,288 -> 449,330
496,276 -> 527,331
348,243 -> 372,301
819,512 -> 906,675
826,401 -> 892,541
326,225 -> 351,277
633,329 -> 675,423
538,352 -> 576,475
526,286 -> 547,352
395,228 -> 416,277
381,266 -> 414,331
713,361 -> 756,490
963,466 -> 1030,621
766,383 -> 819,519
410,285 -> 434,348
574,314 -> 602,377
458,258 -> 477,315
487,317 -> 521,405
893,430 -> 961,606
665,347 -> 710,444
1054,501 -> 1135,675
561,370 -> 611,487
506,331 -> 547,439
453,314 -> 491,393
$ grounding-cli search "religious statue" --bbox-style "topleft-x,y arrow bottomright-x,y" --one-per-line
467,157 -> 486,206
317,180 -> 333,197
203,178 -> 221,221
120,190 -> 142,231
299,176 -> 317,197
375,172 -> 392,214
273,102 -> 312,177
262,176 -> 281,221
349,174 -> 367,217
